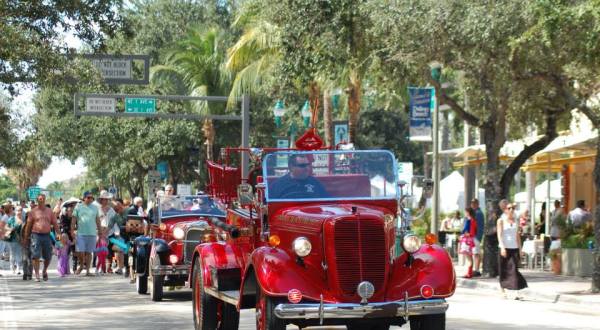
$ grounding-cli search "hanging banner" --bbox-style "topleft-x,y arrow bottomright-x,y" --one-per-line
408,87 -> 434,142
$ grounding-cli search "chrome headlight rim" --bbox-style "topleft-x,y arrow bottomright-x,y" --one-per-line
292,237 -> 312,257
172,226 -> 185,240
402,234 -> 422,254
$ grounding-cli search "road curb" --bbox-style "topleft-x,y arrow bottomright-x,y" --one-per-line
456,278 -> 600,307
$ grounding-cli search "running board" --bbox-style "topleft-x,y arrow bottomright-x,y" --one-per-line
204,287 -> 240,306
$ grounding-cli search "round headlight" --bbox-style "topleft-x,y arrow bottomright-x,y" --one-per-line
402,235 -> 422,254
292,237 -> 312,257
172,226 -> 185,240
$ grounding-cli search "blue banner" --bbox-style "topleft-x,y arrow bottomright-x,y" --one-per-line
408,87 -> 434,142
156,161 -> 168,180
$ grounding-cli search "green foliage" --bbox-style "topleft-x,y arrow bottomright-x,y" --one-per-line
355,108 -> 423,172
562,234 -> 595,249
0,0 -> 125,88
0,175 -> 18,202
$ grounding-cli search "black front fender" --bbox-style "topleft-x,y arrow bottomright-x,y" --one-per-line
152,238 -> 170,265
134,236 -> 152,274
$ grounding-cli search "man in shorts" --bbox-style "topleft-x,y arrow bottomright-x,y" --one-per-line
21,194 -> 60,282
71,191 -> 102,276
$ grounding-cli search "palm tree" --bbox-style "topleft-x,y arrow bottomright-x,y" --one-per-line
225,14 -> 281,109
152,28 -> 230,160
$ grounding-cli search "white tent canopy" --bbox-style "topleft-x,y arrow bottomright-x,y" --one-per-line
439,171 -> 485,213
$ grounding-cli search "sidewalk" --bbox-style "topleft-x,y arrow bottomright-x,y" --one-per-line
454,263 -> 600,307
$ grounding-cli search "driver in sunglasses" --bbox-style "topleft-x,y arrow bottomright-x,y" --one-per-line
269,154 -> 329,199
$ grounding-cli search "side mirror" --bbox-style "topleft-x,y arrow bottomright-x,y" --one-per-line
237,183 -> 254,206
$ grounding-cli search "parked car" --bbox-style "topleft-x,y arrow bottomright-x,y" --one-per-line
135,195 -> 222,301
190,147 -> 456,330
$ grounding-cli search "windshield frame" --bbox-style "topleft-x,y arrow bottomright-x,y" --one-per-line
263,149 -> 399,203
158,195 -> 226,220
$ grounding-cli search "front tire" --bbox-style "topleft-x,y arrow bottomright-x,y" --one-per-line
256,290 -> 286,330
192,256 -> 218,330
220,302 -> 240,330
150,257 -> 164,301
410,313 -> 445,330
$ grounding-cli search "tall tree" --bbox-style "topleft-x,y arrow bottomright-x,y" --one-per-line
0,0 -> 125,88
512,0 -> 600,292
367,0 -> 570,276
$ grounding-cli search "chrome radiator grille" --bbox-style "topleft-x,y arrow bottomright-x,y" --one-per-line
184,228 -> 205,264
333,218 -> 386,295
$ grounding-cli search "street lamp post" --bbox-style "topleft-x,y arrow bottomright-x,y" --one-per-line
430,62 -> 442,236
273,100 -> 287,128
301,100 -> 311,128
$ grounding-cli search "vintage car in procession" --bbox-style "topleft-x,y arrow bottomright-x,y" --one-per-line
133,195 -> 224,301
190,143 -> 456,330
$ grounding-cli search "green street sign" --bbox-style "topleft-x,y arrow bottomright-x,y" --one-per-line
27,185 -> 41,200
125,97 -> 156,113
53,191 -> 63,198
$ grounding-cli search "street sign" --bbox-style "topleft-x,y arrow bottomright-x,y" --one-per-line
333,120 -> 349,146
275,138 -> 289,170
80,54 -> 150,85
147,170 -> 162,193
90,58 -> 131,80
125,97 -> 156,113
86,97 -> 116,113
398,162 -> 414,186
177,184 -> 191,196
27,185 -> 41,200
156,161 -> 168,180
108,186 -> 118,195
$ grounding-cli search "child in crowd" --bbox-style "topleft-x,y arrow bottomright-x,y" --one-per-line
56,233 -> 71,277
459,207 -> 478,278
94,237 -> 109,275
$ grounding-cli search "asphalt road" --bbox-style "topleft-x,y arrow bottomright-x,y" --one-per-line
1,264 -> 599,330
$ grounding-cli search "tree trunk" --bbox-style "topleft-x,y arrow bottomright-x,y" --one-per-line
347,72 -> 361,143
323,89 -> 333,147
593,140 -> 600,292
481,124 -> 502,278
202,119 -> 215,161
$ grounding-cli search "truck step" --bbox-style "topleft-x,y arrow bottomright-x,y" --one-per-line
204,287 -> 240,305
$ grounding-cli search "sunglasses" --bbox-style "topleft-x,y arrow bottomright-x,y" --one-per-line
85,196 -> 94,200
507,206 -> 515,210
294,163 -> 311,168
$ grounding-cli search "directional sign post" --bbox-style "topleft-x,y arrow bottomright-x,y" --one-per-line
125,97 -> 156,113
27,185 -> 41,200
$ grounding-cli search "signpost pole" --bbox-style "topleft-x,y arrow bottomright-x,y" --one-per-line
241,94 -> 250,179
432,89 -> 440,236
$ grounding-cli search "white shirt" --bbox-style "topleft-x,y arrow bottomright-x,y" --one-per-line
499,215 -> 519,249
568,207 -> 592,227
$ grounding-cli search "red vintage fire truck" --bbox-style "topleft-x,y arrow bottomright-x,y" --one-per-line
190,131 -> 455,330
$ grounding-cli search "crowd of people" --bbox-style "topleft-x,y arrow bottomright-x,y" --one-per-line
440,196 -> 594,299
0,188 -> 155,282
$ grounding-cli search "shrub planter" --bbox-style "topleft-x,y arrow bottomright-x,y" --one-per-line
561,248 -> 594,277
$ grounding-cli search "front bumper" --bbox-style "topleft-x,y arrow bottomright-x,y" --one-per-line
274,298 -> 448,320
151,264 -> 189,276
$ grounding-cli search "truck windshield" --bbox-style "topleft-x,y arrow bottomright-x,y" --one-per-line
263,150 -> 398,202
159,195 -> 225,218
